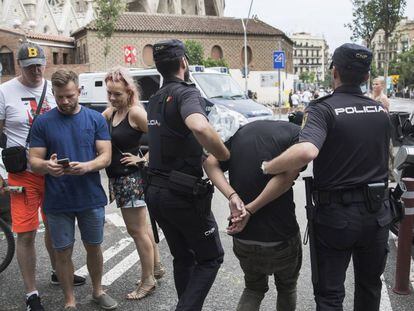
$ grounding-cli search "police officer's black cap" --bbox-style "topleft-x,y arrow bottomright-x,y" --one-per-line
329,43 -> 372,72
153,39 -> 188,63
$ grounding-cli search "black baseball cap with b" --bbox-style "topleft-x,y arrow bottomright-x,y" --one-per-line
329,43 -> 372,73
17,42 -> 46,67
153,39 -> 188,63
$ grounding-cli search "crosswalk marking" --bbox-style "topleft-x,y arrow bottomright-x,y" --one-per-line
380,275 -> 393,311
75,212 -> 165,286
105,213 -> 126,228
75,237 -> 133,277
101,248 -> 139,286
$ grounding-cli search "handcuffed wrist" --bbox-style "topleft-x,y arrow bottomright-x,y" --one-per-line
228,191 -> 237,200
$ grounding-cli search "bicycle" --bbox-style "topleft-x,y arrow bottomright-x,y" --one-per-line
0,215 -> 14,273
0,186 -> 23,273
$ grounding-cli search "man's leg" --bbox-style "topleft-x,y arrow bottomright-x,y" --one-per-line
273,234 -> 303,311
43,221 -> 56,270
45,211 -> 77,308
146,187 -> 222,310
233,239 -> 268,311
54,247 -> 76,307
313,225 -> 354,311
78,207 -> 117,309
83,242 -> 104,297
353,223 -> 389,311
172,210 -> 223,311
15,231 -> 37,293
9,172 -> 43,296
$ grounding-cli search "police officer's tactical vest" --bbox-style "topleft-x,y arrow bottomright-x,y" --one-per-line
310,88 -> 390,190
147,81 -> 203,177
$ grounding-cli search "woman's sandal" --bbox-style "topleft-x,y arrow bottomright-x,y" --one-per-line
135,263 -> 165,285
126,282 -> 156,300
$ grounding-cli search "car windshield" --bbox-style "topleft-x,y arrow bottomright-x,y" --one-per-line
192,73 -> 246,99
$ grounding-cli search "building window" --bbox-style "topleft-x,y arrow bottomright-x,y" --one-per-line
83,44 -> 89,63
211,45 -> 223,60
0,46 -> 15,75
241,46 -> 253,65
63,53 -> 68,64
53,52 -> 59,65
142,45 -> 154,67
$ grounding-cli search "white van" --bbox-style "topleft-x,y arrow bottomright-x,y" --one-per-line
80,67 -> 271,116
79,66 -> 273,141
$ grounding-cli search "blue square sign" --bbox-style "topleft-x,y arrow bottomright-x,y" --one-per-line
273,51 -> 285,69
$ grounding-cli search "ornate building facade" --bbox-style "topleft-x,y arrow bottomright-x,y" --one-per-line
371,18 -> 414,71
290,32 -> 329,83
0,0 -> 223,37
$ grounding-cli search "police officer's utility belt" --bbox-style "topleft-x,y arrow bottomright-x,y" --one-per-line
147,169 -> 214,216
313,183 -> 386,213
147,169 -> 214,198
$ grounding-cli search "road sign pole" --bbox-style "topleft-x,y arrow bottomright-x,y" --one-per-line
273,49 -> 285,119
278,68 -> 281,119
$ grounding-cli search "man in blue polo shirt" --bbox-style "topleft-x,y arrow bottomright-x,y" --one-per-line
29,69 -> 117,310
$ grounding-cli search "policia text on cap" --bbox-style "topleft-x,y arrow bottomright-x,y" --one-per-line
144,39 -> 233,311
261,43 -> 393,310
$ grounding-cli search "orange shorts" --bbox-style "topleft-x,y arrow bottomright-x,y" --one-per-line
8,171 -> 46,233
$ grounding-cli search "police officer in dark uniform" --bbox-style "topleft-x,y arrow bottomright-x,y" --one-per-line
145,39 -> 230,311
261,43 -> 392,310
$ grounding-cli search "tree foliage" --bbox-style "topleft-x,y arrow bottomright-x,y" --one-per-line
202,57 -> 229,68
95,0 -> 125,68
389,46 -> 414,88
299,71 -> 315,83
373,0 -> 406,83
346,0 -> 379,48
184,40 -> 204,65
184,40 -> 229,68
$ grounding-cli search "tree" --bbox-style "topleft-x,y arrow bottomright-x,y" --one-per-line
390,46 -> 414,89
95,0 -> 125,69
373,0 -> 406,88
299,71 -> 315,83
346,0 -> 379,49
202,57 -> 229,68
184,40 -> 204,65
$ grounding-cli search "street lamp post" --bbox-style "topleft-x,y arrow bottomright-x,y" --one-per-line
241,0 -> 254,96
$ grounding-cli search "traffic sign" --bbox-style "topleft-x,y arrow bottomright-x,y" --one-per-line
273,51 -> 285,69
123,45 -> 137,64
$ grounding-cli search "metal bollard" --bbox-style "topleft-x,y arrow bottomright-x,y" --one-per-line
393,177 -> 414,295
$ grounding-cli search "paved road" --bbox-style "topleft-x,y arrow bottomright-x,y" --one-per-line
1,98 -> 414,310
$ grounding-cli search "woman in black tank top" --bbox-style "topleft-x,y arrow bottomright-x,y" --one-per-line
102,67 -> 164,300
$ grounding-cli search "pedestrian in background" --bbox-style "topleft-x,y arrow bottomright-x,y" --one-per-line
301,89 -> 312,107
0,42 -> 84,311
262,43 -> 392,310
291,91 -> 300,111
102,66 -> 164,300
29,70 -> 117,310
204,116 -> 304,311
145,39 -> 232,311
371,77 -> 390,112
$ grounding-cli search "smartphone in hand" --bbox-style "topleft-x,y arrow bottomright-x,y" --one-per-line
57,158 -> 70,168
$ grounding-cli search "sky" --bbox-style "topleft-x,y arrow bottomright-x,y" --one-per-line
224,0 -> 414,51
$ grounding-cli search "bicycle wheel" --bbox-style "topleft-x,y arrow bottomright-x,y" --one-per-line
0,217 -> 15,273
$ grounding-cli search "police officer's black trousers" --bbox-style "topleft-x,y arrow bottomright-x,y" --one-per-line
312,202 -> 390,311
146,185 -> 224,311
